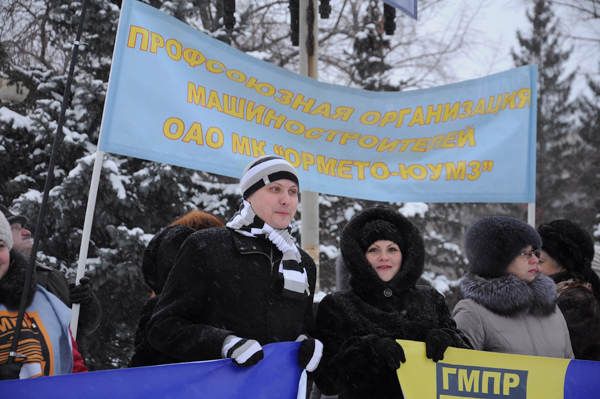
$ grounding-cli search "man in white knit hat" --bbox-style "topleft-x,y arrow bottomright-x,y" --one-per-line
148,155 -> 322,375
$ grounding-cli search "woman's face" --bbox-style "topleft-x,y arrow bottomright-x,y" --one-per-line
505,245 -> 539,282
365,240 -> 402,282
0,241 -> 10,280
537,250 -> 564,276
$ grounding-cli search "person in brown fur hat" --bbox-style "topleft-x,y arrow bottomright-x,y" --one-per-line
129,210 -> 225,367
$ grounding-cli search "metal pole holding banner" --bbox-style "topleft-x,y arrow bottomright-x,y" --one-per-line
299,0 -> 321,293
8,0 -> 89,363
70,150 -> 105,339
527,202 -> 535,227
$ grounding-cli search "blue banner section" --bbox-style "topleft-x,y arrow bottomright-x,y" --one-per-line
435,363 -> 528,399
383,0 -> 418,20
564,359 -> 600,399
0,342 -> 303,399
99,0 -> 537,203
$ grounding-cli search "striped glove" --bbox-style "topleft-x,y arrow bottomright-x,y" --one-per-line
222,335 -> 264,367
296,334 -> 323,372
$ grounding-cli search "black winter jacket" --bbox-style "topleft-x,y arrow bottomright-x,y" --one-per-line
129,225 -> 196,367
147,226 -> 317,362
315,207 -> 471,399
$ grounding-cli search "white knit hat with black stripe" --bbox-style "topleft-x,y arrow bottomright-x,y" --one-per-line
0,213 -> 13,250
240,155 -> 299,199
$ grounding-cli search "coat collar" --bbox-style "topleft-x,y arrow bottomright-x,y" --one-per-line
230,230 -> 282,262
460,273 -> 557,317
0,249 -> 37,310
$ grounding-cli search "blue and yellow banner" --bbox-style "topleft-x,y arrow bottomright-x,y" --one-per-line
2,341 -> 598,398
99,0 -> 537,203
397,340 -> 600,399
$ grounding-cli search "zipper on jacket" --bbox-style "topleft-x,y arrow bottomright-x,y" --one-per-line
522,314 -> 538,355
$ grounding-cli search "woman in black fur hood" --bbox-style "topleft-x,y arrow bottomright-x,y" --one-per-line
453,216 -> 573,359
314,207 -> 472,399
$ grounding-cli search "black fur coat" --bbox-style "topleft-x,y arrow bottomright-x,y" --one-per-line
553,271 -> 600,361
314,208 -> 471,399
0,249 -> 36,310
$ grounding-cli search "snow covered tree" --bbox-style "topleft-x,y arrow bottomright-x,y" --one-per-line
512,0 -> 583,226
577,71 -> 600,243
349,0 -> 404,91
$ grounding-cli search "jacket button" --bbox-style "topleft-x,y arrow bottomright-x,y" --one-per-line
383,288 -> 392,297
268,299 -> 275,305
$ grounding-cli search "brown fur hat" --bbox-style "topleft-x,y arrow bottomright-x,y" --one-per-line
170,210 -> 225,230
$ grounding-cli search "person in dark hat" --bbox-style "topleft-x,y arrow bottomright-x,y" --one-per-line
314,206 -> 471,399
0,205 -> 102,338
453,215 -> 573,358
537,219 -> 600,360
147,155 -> 322,376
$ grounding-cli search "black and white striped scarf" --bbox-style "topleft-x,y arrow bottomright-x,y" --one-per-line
227,200 -> 310,301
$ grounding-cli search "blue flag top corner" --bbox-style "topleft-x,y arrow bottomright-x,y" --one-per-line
383,0 -> 418,20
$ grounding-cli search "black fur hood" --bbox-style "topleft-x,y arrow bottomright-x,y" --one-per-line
0,249 -> 37,310
460,272 -> 557,317
340,206 -> 424,306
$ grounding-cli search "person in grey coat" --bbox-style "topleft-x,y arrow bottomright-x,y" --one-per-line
453,216 -> 573,359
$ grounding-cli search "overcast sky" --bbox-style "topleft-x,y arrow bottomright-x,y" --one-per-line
442,0 -> 599,97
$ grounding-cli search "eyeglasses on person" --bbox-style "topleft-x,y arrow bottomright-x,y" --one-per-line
518,249 -> 540,260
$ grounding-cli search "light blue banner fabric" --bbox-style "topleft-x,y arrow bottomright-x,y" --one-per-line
99,0 -> 537,203
383,0 -> 418,20
0,342 -> 303,398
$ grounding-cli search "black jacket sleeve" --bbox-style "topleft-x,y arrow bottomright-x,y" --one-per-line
429,289 -> 473,350
314,295 -> 353,395
146,233 -> 235,362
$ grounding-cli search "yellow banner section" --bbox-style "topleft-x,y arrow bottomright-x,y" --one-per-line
397,340 -> 569,399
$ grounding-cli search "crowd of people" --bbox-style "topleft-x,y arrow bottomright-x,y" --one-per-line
1,155 -> 599,398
